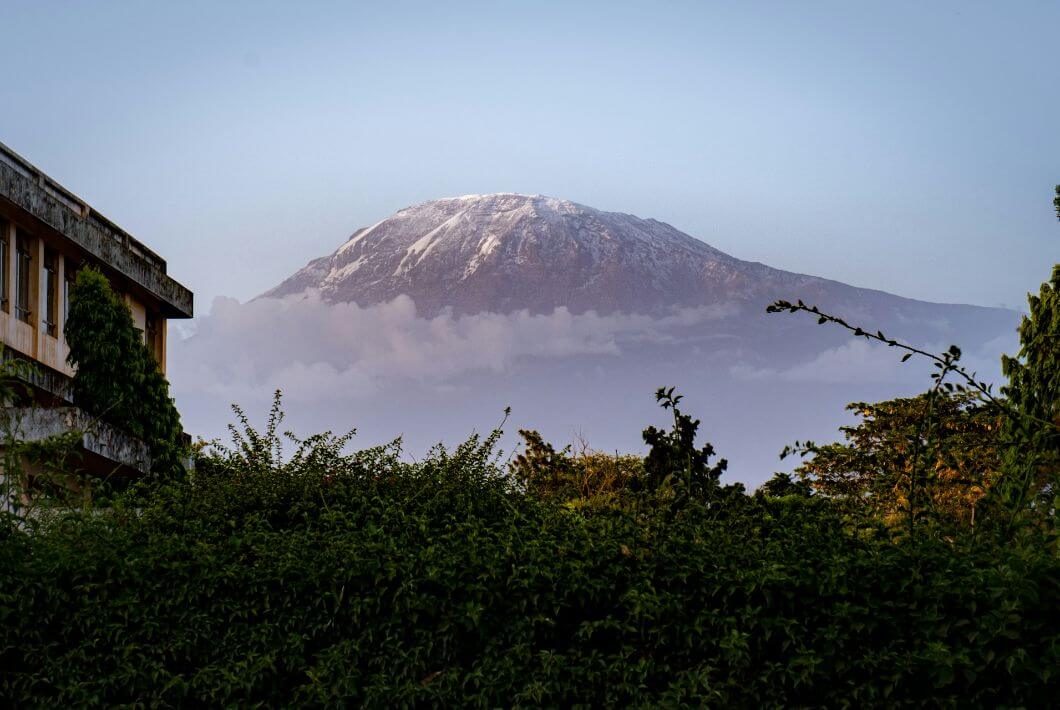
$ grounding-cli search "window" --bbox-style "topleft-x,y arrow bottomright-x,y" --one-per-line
15,233 -> 32,323
0,221 -> 8,313
63,259 -> 77,327
43,248 -> 58,337
145,311 -> 160,362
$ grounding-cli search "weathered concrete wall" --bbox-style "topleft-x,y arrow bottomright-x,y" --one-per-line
4,406 -> 151,473
0,313 -> 37,366
0,347 -> 74,403
0,141 -> 193,318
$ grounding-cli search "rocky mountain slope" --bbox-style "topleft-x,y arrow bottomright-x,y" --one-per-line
265,193 -> 1012,338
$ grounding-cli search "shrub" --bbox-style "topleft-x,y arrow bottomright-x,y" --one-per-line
788,392 -> 1003,533
999,264 -> 1060,531
0,398 -> 1057,706
510,429 -> 644,506
64,267 -> 185,478
642,387 -> 737,501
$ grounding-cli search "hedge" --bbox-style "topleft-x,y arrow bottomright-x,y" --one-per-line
1,436 -> 1057,707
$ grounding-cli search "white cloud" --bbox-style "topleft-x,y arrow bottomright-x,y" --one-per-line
728,330 -> 1015,388
166,292 -> 1018,485
731,339 -> 928,384
169,291 -> 736,403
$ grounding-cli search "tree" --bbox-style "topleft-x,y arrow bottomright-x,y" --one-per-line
64,267 -> 145,430
757,472 -> 812,499
642,387 -> 731,499
64,267 -> 185,479
788,392 -> 1002,531
999,265 -> 1060,524
509,429 -> 644,505
987,188 -> 1060,530
510,429 -> 576,498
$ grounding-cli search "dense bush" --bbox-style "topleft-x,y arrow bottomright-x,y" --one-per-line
1000,263 -> 1060,524
64,267 -> 185,478
0,398 -> 1057,707
787,392 -> 1003,533
510,429 -> 645,507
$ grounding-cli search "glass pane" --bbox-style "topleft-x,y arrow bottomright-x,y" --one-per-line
15,241 -> 31,323
0,228 -> 7,312
43,249 -> 57,336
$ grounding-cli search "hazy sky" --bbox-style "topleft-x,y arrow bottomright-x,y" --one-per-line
2,1 -> 1056,312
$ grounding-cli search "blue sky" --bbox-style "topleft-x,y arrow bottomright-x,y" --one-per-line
2,0 -> 1056,311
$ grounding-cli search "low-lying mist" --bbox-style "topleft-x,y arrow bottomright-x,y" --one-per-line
169,291 -> 1018,488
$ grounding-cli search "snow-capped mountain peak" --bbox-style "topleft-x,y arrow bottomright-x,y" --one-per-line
264,193 -> 819,315
264,193 -> 1010,326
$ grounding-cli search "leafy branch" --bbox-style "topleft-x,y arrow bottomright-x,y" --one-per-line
766,299 -> 1051,430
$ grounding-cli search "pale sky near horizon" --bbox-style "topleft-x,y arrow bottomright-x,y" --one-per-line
1,0 -> 1056,313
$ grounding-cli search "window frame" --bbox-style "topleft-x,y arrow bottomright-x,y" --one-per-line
63,258 -> 77,330
15,232 -> 32,324
43,247 -> 58,337
145,311 -> 158,358
0,220 -> 8,313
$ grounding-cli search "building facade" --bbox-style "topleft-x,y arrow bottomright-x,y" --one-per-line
0,140 -> 193,476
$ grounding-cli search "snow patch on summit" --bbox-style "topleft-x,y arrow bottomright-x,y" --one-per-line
337,220 -> 384,255
397,213 -> 463,273
265,193 -> 839,316
328,256 -> 367,281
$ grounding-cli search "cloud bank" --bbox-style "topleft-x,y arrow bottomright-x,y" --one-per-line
730,333 -> 1012,385
167,292 -> 1017,487
169,292 -> 737,403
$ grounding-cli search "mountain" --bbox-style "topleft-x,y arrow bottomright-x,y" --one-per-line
188,193 -> 1024,486
264,194 -> 1012,330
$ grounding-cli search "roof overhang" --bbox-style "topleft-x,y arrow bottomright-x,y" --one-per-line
0,140 -> 193,319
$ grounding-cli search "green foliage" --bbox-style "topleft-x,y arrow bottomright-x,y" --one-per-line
787,392 -> 1002,533
1000,263 -> 1060,531
0,352 -> 36,524
64,267 -> 185,478
0,399 -> 1056,706
64,268 -> 143,428
768,249 -> 1060,542
510,429 -> 644,506
987,190 -> 1059,533
512,387 -> 739,508
756,471 -> 813,499
643,386 -> 733,499
0,349 -> 86,525
510,428 -> 576,495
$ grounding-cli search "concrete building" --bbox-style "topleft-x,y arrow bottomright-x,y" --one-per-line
0,140 -> 193,479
